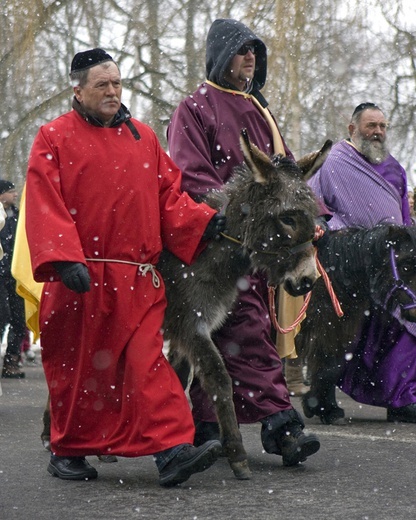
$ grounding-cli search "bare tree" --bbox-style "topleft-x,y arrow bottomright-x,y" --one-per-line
2,0 -> 416,187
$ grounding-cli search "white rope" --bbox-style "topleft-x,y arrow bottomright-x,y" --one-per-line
85,258 -> 160,288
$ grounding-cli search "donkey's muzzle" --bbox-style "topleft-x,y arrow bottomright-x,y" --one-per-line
284,276 -> 316,297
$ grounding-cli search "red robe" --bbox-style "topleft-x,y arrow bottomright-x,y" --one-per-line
25,110 -> 216,457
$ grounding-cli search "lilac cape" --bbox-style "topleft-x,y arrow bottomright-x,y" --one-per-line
167,82 -> 295,423
309,140 -> 416,408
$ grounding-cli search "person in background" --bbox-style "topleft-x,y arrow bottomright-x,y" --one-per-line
0,180 -> 26,379
0,199 -> 6,395
20,329 -> 37,364
24,48 -> 225,486
0,201 -> 6,257
407,187 -> 416,220
309,102 -> 416,422
167,18 -> 320,466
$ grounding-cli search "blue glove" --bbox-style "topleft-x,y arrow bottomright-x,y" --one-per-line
54,262 -> 91,293
202,214 -> 227,240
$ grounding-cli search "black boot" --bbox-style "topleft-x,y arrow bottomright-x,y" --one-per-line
261,409 -> 320,466
47,455 -> 98,480
2,354 -> 25,379
387,403 -> 416,423
278,422 -> 320,466
158,441 -> 222,487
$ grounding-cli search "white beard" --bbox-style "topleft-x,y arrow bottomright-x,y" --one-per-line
359,137 -> 389,164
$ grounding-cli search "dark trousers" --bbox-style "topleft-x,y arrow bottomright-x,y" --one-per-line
0,276 -> 26,359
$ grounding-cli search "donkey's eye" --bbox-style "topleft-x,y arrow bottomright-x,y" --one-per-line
280,216 -> 296,228
399,262 -> 414,273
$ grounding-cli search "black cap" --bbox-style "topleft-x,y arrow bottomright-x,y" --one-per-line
70,48 -> 114,73
0,179 -> 15,195
352,102 -> 381,117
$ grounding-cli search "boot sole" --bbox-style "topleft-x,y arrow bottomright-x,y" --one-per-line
159,441 -> 222,487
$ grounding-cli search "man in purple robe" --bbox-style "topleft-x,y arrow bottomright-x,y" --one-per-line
309,102 -> 416,422
167,18 -> 321,466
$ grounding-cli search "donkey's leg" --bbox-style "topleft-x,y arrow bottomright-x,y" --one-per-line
41,393 -> 118,463
41,394 -> 51,451
185,332 -> 251,480
302,354 -> 345,425
168,346 -> 192,390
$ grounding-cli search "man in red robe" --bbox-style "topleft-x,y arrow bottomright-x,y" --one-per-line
25,48 -> 224,486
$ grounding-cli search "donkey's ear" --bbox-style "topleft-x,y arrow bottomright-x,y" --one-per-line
386,225 -> 411,249
240,129 -> 275,184
297,140 -> 333,181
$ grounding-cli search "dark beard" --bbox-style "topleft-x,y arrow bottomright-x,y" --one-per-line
358,136 -> 389,164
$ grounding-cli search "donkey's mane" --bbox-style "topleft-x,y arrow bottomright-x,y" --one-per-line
271,155 -> 304,178
318,225 -> 402,275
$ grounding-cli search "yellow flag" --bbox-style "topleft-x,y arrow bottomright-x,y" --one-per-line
11,185 -> 43,341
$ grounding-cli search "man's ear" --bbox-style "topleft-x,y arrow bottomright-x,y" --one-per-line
73,86 -> 82,101
348,123 -> 355,137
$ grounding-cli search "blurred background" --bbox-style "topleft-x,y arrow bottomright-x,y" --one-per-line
2,0 -> 416,189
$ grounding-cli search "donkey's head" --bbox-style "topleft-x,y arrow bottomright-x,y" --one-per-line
224,129 -> 320,296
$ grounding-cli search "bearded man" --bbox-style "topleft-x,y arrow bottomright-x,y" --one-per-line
308,102 -> 416,422
309,102 -> 412,229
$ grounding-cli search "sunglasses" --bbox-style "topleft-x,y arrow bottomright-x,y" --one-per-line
236,44 -> 256,56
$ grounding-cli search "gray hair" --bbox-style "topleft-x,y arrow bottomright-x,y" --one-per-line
69,61 -> 119,88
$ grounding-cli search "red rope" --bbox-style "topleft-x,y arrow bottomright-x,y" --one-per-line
269,225 -> 344,334
269,286 -> 312,334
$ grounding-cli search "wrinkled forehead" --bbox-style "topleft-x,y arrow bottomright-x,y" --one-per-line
358,108 -> 386,125
86,62 -> 121,84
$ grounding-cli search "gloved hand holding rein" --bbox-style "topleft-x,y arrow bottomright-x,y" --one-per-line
202,213 -> 227,241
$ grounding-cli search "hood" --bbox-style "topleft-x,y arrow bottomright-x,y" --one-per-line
206,19 -> 267,94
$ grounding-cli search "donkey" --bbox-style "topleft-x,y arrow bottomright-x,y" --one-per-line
159,129 -> 324,480
41,130 -> 330,479
295,224 -> 416,425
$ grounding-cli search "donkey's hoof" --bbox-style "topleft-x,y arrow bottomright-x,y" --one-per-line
41,436 -> 51,451
97,454 -> 118,463
230,459 -> 252,480
301,392 -> 319,418
319,407 -> 345,425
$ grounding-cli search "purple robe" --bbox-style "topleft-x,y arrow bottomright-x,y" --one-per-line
167,82 -> 294,422
309,140 -> 416,408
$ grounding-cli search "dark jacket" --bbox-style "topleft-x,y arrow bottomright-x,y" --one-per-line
0,205 -> 18,278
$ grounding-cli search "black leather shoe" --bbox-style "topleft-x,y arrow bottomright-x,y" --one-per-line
279,424 -> 320,466
387,403 -> 416,423
47,455 -> 98,480
159,440 -> 222,487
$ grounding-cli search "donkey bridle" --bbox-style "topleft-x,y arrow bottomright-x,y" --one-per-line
219,232 -> 313,258
385,246 -> 416,310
